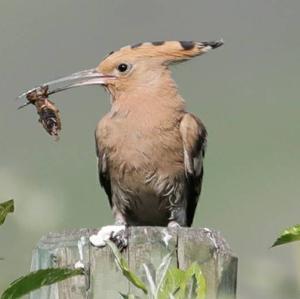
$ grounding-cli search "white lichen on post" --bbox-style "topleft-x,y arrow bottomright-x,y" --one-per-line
30,227 -> 237,299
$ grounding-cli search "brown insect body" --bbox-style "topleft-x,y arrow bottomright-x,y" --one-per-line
26,86 -> 61,140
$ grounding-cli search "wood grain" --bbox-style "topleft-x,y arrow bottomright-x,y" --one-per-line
30,227 -> 237,299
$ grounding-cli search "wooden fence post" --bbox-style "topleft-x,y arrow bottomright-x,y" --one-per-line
30,227 -> 237,299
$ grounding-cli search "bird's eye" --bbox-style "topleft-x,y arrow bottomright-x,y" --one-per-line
117,63 -> 129,73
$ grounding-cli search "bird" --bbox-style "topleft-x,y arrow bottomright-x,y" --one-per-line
19,39 -> 223,247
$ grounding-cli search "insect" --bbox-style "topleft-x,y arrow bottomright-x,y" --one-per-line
24,85 -> 62,140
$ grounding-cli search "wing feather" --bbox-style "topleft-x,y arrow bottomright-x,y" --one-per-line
95,130 -> 112,207
180,113 -> 207,226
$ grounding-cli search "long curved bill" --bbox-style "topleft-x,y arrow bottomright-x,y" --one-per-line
17,68 -> 114,109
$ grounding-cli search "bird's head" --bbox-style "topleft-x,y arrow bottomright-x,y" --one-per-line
18,40 -> 223,104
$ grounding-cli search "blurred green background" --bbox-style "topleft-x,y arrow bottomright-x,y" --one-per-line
0,1 -> 300,298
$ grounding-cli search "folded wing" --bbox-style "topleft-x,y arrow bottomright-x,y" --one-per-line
180,113 -> 207,226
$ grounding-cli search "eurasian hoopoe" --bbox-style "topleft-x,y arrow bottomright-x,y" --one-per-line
20,39 -> 223,248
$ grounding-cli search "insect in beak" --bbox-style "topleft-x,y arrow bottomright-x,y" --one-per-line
16,68 -> 115,140
17,68 -> 115,108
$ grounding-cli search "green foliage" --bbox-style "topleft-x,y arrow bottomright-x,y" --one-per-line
158,263 -> 206,299
1,268 -> 84,299
119,294 -> 137,299
0,199 -> 14,226
107,241 -> 206,299
106,240 -> 148,294
272,224 -> 300,247
144,252 -> 174,298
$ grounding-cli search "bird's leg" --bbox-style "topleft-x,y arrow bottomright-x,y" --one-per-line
110,207 -> 128,250
168,205 -> 187,228
89,206 -> 128,251
112,206 -> 127,226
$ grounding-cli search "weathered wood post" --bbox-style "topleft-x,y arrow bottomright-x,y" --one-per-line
30,227 -> 237,299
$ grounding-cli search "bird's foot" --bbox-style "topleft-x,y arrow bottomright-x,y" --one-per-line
89,225 -> 128,251
110,226 -> 128,251
167,221 -> 181,228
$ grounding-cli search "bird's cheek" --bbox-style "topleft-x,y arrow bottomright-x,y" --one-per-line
112,80 -> 126,92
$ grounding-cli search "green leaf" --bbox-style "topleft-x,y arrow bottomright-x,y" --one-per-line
189,263 -> 206,299
158,267 -> 185,299
1,268 -> 84,299
106,240 -> 148,294
119,293 -> 136,299
155,252 -> 173,297
142,264 -> 156,296
0,199 -> 14,225
272,224 -> 300,247
158,263 -> 206,299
